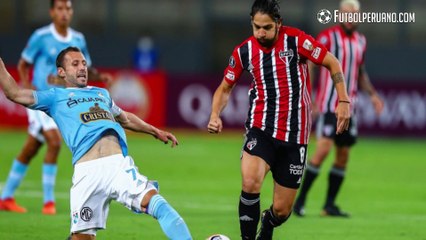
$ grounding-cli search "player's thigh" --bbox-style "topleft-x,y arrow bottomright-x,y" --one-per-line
113,156 -> 157,213
71,159 -> 115,232
241,151 -> 270,192
271,142 -> 307,189
42,128 -> 62,146
241,128 -> 274,192
26,108 -> 45,142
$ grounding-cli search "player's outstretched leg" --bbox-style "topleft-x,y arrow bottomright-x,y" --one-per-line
147,194 -> 192,240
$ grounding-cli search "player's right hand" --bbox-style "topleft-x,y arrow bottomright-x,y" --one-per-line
335,102 -> 351,134
207,116 -> 223,134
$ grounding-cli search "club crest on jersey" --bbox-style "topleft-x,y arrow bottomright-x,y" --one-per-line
225,70 -> 235,81
303,39 -> 314,51
80,103 -> 114,123
229,56 -> 236,68
279,49 -> 294,63
80,207 -> 93,222
246,138 -> 257,151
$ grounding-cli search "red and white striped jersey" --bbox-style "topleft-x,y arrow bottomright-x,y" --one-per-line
223,26 -> 327,144
315,25 -> 367,114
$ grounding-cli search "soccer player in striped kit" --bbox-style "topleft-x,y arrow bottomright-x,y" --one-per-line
208,0 -> 351,239
293,0 -> 384,217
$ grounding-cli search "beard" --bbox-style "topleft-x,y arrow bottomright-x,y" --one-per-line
256,37 -> 276,48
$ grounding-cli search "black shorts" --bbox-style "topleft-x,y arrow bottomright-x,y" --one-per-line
315,112 -> 357,147
243,128 -> 307,189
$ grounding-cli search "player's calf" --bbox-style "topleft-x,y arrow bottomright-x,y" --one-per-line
257,206 -> 291,240
146,194 -> 192,240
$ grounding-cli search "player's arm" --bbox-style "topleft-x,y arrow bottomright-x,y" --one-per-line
115,110 -> 178,147
358,64 -> 384,115
0,58 -> 35,106
320,52 -> 351,134
17,58 -> 34,89
207,78 -> 234,134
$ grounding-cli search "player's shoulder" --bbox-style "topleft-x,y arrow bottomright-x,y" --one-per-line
355,30 -> 366,41
32,24 -> 52,38
281,26 -> 308,37
233,36 -> 253,51
87,86 -> 110,95
318,25 -> 339,35
69,28 -> 86,40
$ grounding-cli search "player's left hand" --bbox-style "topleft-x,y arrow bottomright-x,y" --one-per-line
335,101 -> 351,134
154,129 -> 179,147
371,94 -> 384,115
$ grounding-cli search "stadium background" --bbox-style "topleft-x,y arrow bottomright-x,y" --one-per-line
0,0 -> 425,239
1,0 -> 425,136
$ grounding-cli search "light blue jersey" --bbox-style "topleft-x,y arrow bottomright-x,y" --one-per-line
21,23 -> 92,91
29,87 -> 128,165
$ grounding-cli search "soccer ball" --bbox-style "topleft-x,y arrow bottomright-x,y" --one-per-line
206,234 -> 231,240
317,9 -> 332,24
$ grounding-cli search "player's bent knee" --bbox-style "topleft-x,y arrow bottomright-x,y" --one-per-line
71,229 -> 97,240
140,188 -> 158,211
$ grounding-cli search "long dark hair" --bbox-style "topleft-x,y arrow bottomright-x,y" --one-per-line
250,0 -> 282,23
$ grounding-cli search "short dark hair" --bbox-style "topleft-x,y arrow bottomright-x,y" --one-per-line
56,46 -> 81,68
250,0 -> 282,23
50,0 -> 72,9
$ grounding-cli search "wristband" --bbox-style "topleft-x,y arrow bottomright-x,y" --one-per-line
339,100 -> 351,104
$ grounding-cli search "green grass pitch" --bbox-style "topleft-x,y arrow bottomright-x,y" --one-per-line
0,129 -> 425,239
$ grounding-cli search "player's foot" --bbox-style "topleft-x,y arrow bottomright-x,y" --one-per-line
42,201 -> 56,215
293,201 -> 305,217
321,205 -> 349,217
256,209 -> 273,240
0,198 -> 27,213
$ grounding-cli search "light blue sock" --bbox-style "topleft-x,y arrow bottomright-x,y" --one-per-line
1,159 -> 28,199
147,194 -> 192,240
42,163 -> 57,203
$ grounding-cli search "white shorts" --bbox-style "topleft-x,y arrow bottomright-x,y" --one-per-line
70,154 -> 157,233
27,108 -> 58,142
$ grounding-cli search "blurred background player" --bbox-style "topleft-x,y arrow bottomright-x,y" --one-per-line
0,46 -> 191,240
208,0 -> 351,239
0,0 -> 110,215
293,0 -> 384,217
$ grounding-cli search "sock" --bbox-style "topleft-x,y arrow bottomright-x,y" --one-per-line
147,194 -> 192,240
296,163 -> 320,206
238,191 -> 260,240
42,163 -> 57,204
1,159 -> 28,199
260,206 -> 291,233
325,165 -> 345,207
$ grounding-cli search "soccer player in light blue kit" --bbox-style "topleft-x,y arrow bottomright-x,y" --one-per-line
0,47 -> 192,240
0,0 -> 109,215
